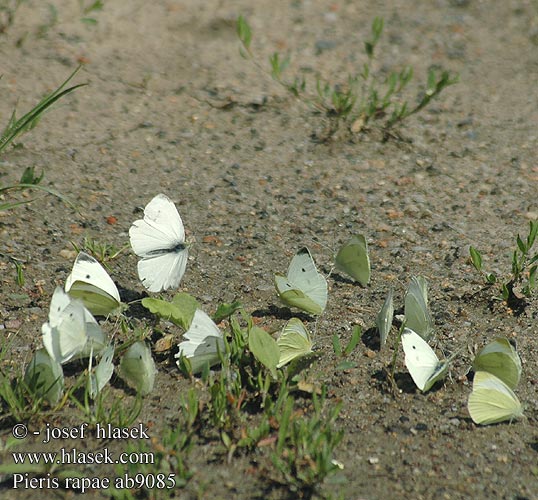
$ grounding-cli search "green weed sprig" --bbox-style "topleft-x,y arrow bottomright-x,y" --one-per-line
271,388 -> 344,495
470,220 -> 538,302
237,16 -> 458,140
1,66 -> 85,210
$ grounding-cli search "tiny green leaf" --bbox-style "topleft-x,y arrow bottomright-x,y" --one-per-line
248,326 -> 280,377
516,235 -> 527,254
343,325 -> 362,356
336,360 -> 357,371
237,15 -> 252,49
469,246 -> 483,271
332,334 -> 342,357
142,292 -> 199,330
212,300 -> 242,324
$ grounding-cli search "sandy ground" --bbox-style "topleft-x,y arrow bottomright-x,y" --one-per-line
1,1 -> 537,498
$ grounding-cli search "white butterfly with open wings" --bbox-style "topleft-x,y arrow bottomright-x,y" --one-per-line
129,193 -> 188,292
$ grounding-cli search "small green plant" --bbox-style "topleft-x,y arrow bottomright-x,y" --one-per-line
0,0 -> 25,33
110,389 -> 198,499
271,388 -> 344,496
332,325 -> 361,370
470,220 -> 538,302
1,66 -> 86,210
79,0 -> 104,25
237,16 -> 458,140
71,236 -> 128,264
70,385 -> 143,428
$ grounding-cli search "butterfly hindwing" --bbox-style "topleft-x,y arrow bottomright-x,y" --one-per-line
119,341 -> 157,396
404,276 -> 433,341
89,345 -> 115,398
24,348 -> 64,405
376,288 -> 394,347
42,290 -> 89,365
468,371 -> 523,425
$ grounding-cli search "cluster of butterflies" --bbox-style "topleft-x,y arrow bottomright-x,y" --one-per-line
25,193 -> 187,403
24,192 -> 526,426
275,250 -> 526,426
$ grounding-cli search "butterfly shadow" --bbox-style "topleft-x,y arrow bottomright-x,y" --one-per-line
251,304 -> 313,322
371,369 -> 446,395
119,287 -> 157,321
330,271 -> 358,286
361,327 -> 381,351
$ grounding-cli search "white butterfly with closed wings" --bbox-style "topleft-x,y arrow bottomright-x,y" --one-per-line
129,193 -> 188,292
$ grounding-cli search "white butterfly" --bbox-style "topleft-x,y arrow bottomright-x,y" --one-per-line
276,318 -> 313,368
274,247 -> 328,315
404,276 -> 434,341
401,328 -> 452,392
89,345 -> 115,398
376,288 -> 394,347
129,193 -> 188,293
472,337 -> 522,390
119,341 -> 157,396
42,287 -> 90,364
468,371 -> 524,425
65,252 -> 121,316
175,309 -> 224,374
24,348 -> 64,405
